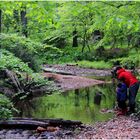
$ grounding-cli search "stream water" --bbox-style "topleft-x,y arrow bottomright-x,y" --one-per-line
23,83 -> 116,124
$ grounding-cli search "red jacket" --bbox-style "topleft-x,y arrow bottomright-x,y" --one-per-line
117,68 -> 138,87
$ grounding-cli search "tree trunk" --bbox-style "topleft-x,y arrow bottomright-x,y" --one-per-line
127,34 -> 132,47
21,8 -> 27,37
72,29 -> 78,47
86,35 -> 90,52
13,10 -> 20,33
82,29 -> 90,52
0,9 -> 2,53
82,29 -> 86,53
0,9 -> 2,33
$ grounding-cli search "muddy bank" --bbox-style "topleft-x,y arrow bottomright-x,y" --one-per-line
43,72 -> 106,91
42,64 -> 111,91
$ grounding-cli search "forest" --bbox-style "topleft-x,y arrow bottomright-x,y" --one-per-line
0,1 -> 140,139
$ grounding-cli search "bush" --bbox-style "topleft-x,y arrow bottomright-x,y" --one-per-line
0,49 -> 33,73
111,54 -> 140,69
102,48 -> 128,61
0,33 -> 43,71
0,33 -> 65,67
39,45 -> 63,63
44,36 -> 66,48
0,93 -> 17,119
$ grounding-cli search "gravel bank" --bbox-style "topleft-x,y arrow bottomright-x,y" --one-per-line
73,116 -> 140,139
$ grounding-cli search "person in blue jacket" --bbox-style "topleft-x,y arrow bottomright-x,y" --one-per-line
116,82 -> 127,115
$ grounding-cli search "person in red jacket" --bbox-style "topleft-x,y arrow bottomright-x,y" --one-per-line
114,66 -> 139,113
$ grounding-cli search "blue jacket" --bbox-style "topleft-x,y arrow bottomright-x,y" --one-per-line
116,83 -> 127,101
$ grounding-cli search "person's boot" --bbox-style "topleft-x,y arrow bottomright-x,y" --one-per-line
127,104 -> 136,115
116,109 -> 124,116
116,108 -> 127,116
122,108 -> 127,115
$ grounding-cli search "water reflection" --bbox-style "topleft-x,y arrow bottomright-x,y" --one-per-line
85,87 -> 90,107
22,84 -> 115,124
74,89 -> 80,106
14,100 -> 35,117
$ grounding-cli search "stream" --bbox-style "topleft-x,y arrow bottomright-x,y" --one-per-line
22,83 -> 116,124
0,71 -> 118,139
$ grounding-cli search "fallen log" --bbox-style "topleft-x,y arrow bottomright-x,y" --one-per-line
12,117 -> 63,122
43,68 -> 75,76
0,120 -> 48,129
0,118 -> 82,129
13,118 -> 82,126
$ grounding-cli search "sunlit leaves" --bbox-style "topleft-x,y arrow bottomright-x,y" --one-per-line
1,1 -> 140,48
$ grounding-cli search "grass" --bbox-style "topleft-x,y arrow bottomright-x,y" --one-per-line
73,60 -> 112,69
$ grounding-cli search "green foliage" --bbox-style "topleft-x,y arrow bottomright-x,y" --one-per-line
76,60 -> 112,69
44,31 -> 67,48
103,47 -> 128,61
0,33 -> 64,68
111,53 -> 140,69
27,72 -> 58,92
0,33 -> 43,71
0,93 -> 17,119
0,49 -> 33,73
39,45 -> 63,63
1,1 -> 140,68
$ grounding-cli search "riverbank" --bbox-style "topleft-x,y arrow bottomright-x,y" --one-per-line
43,72 -> 106,91
1,115 -> 140,139
43,64 -> 111,77
73,115 -> 140,139
43,64 -> 111,91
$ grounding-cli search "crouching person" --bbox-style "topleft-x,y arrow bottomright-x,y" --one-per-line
116,82 -> 127,116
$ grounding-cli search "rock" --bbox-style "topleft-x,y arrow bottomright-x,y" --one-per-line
36,126 -> 47,133
40,131 -> 54,139
47,126 -> 59,132
64,130 -> 73,135
0,130 -> 6,135
48,136 -> 55,139
0,134 -> 5,139
29,136 -> 36,139
14,133 -> 22,138
54,131 -> 63,138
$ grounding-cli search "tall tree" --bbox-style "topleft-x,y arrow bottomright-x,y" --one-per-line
0,9 -> 1,33
21,7 -> 27,37
0,9 -> 1,57
72,29 -> 78,47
